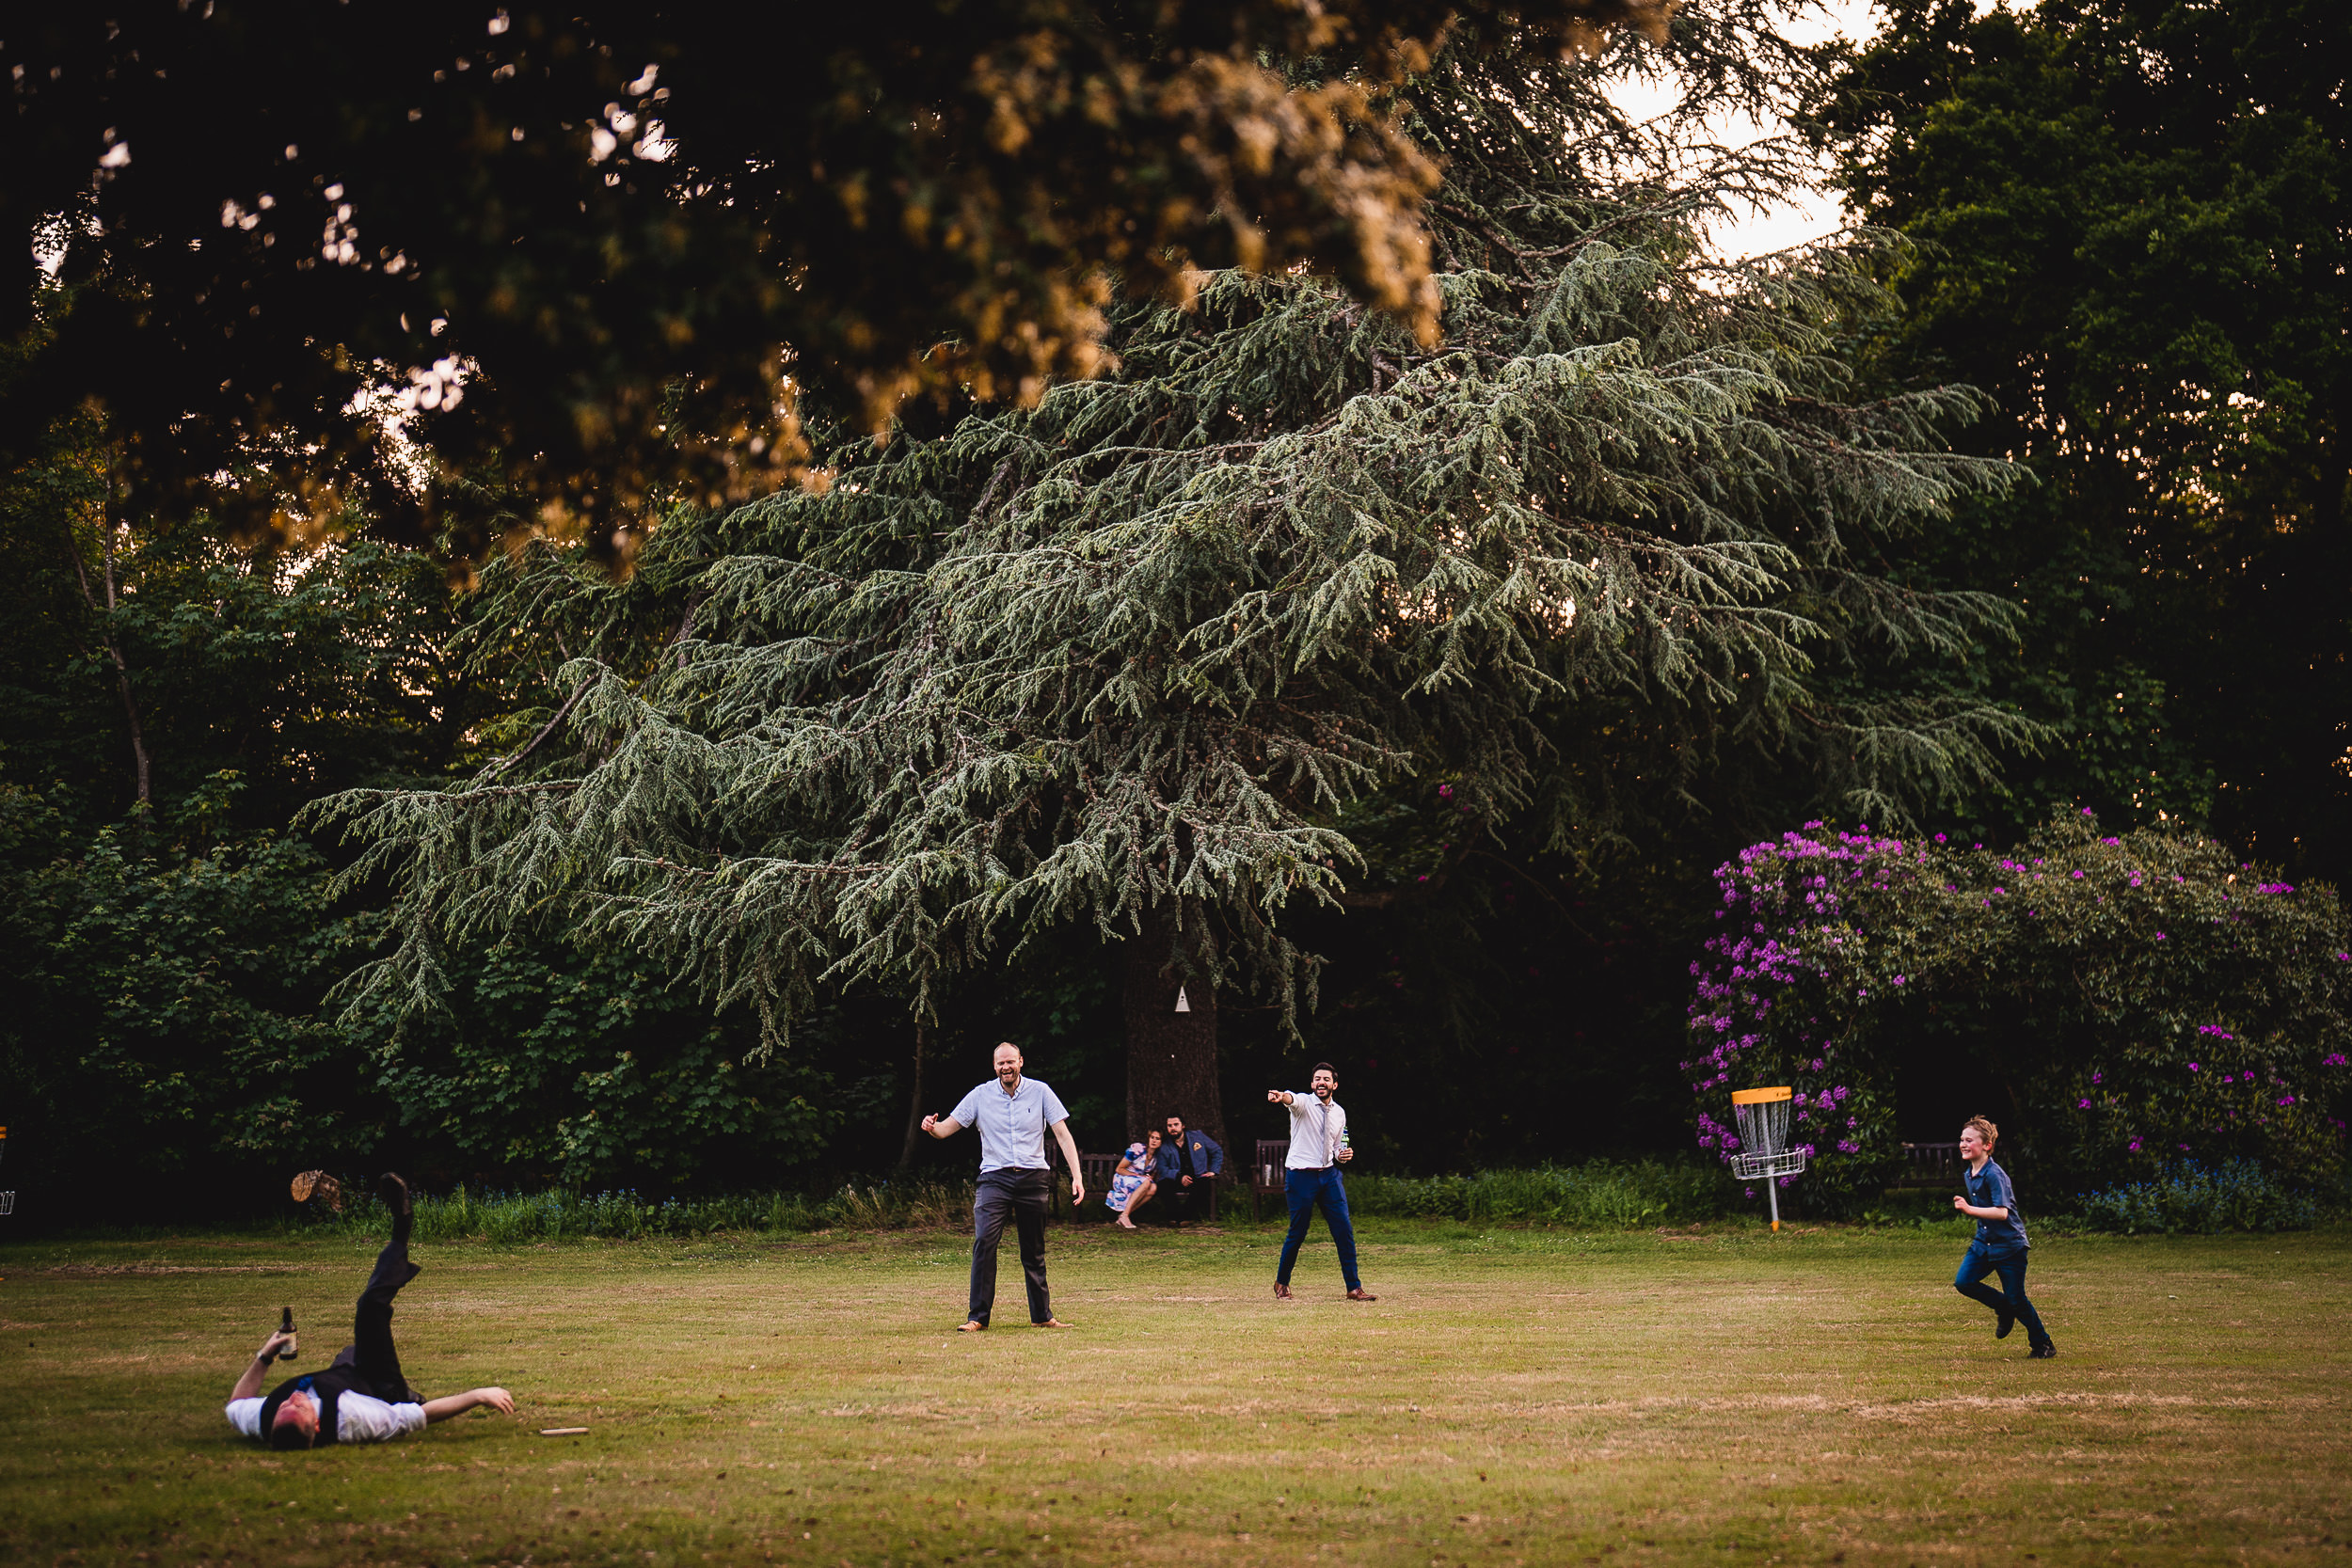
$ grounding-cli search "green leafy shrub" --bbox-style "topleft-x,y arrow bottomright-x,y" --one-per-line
299,1179 -> 980,1243
1343,1161 -> 1733,1227
2074,1160 -> 2321,1235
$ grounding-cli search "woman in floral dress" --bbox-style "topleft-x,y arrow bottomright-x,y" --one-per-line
1105,1129 -> 1162,1228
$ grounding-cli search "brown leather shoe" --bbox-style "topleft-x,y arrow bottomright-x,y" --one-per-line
1273,1282 -> 1293,1301
1347,1287 -> 1378,1302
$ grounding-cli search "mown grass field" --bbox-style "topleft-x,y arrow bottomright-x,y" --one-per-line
2,1213 -> 2347,1567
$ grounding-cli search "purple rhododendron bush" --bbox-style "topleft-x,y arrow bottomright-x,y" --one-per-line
1686,810 -> 2352,1214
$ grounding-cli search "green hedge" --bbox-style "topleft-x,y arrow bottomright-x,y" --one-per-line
2073,1159 -> 2321,1235
1341,1161 -> 1736,1227
298,1180 -> 976,1243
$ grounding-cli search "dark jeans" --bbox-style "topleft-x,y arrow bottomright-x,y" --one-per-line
333,1232 -> 423,1403
1954,1240 -> 2051,1348
968,1168 -> 1053,1326
1278,1166 -> 1360,1291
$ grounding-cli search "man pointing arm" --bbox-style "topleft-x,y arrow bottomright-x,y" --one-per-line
1266,1064 -> 1373,1303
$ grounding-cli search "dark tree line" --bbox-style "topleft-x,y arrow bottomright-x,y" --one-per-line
1,1 -> 2342,1222
1804,0 -> 2351,886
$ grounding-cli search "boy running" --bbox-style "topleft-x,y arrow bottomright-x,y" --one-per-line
1951,1116 -> 2057,1359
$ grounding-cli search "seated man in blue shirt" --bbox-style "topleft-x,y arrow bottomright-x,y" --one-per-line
1150,1114 -> 1224,1225
1952,1115 -> 2057,1359
923,1042 -> 1085,1331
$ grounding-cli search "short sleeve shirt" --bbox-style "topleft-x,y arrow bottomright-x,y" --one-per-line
1964,1159 -> 2029,1250
948,1076 -> 1069,1173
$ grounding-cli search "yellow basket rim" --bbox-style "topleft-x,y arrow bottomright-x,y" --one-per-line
1730,1085 -> 1793,1105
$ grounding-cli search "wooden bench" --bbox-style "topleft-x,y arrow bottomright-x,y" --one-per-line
1896,1142 -> 1963,1189
1050,1150 -> 1123,1222
1250,1139 -> 1290,1222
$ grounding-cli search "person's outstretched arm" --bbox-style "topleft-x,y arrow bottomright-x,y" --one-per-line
921,1114 -> 963,1138
422,1387 -> 515,1423
1050,1117 -> 1084,1201
230,1331 -> 294,1401
1266,1089 -> 1294,1106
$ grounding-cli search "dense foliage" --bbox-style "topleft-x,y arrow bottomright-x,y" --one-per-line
1804,0 -> 2352,884
4,2 -> 2345,1220
6,0 -> 1685,562
326,29 -> 2033,1164
2074,1158 -> 2322,1235
0,779 -> 374,1186
1686,812 -> 2351,1212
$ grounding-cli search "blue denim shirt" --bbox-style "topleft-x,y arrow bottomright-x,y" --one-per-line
1964,1157 -> 2029,1251
1152,1130 -> 1224,1181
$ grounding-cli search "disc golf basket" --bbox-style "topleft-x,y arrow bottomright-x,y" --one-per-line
1730,1086 -> 1808,1231
0,1122 -> 11,1216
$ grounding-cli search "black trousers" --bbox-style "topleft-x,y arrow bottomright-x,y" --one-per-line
967,1169 -> 1053,1326
333,1227 -> 422,1402
1154,1177 -> 1208,1224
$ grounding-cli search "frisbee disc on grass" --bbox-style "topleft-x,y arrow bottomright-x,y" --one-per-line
539,1427 -> 589,1437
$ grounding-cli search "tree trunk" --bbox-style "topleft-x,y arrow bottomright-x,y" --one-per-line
64,473 -> 151,808
1122,897 -> 1225,1156
896,1019 -> 931,1170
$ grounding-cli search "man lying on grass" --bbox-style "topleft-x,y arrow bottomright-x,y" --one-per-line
226,1173 -> 514,1448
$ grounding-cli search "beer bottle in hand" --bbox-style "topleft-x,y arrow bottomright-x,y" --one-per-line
278,1307 -> 298,1361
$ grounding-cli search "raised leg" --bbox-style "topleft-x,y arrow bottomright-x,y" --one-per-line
349,1237 -> 422,1402
1954,1242 -> 2014,1323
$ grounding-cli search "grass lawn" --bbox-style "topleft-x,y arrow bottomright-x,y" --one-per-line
2,1212 -> 2348,1566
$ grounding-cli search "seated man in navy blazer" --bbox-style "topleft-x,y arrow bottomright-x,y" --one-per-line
1151,1115 -> 1224,1225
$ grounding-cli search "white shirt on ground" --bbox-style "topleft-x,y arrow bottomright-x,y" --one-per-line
1283,1094 -> 1346,1168
226,1393 -> 426,1444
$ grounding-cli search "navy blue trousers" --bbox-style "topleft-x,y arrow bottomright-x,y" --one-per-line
1954,1240 -> 2051,1348
1278,1166 -> 1361,1291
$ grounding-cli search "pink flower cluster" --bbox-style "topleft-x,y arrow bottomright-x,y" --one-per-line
1681,826 -> 1924,1167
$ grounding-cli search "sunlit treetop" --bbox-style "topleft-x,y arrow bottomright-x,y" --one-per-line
4,0 -> 1684,568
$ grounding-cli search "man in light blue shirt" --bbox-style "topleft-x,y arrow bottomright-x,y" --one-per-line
924,1042 -> 1084,1330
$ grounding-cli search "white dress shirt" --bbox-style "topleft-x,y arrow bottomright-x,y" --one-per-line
1283,1094 -> 1346,1169
226,1393 -> 426,1444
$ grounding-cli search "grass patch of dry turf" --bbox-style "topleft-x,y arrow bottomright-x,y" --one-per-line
2,1215 -> 2348,1566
